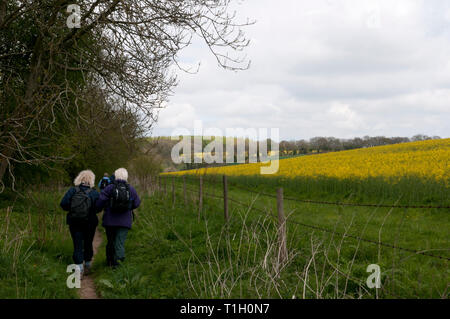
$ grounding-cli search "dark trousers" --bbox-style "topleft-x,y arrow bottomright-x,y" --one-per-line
69,223 -> 97,265
105,226 -> 129,266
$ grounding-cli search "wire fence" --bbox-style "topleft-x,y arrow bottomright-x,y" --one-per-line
157,174 -> 450,262
179,174 -> 450,209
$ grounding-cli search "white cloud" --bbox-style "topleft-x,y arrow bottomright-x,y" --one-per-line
156,103 -> 197,130
328,103 -> 365,131
152,0 -> 450,140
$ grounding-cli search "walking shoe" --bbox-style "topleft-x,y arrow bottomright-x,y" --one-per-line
76,264 -> 84,280
84,261 -> 92,275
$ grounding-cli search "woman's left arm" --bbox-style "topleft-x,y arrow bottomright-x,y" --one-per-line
96,186 -> 110,210
131,187 -> 141,210
90,190 -> 102,214
60,187 -> 75,211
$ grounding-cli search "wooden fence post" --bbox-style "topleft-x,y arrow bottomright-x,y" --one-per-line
28,209 -> 33,235
164,176 -> 167,196
277,188 -> 288,265
223,175 -> 229,223
151,175 -> 155,194
158,175 -> 161,193
198,176 -> 203,221
172,176 -> 175,207
147,175 -> 152,196
183,175 -> 187,206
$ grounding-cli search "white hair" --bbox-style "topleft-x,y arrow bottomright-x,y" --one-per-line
74,170 -> 95,188
114,168 -> 128,182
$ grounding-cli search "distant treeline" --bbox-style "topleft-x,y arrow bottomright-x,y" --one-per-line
144,134 -> 442,171
278,134 -> 442,155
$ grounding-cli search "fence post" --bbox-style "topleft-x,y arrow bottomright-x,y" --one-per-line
198,176 -> 203,221
277,188 -> 288,266
147,175 -> 152,196
183,175 -> 187,206
164,176 -> 167,196
223,175 -> 229,223
28,209 -> 33,235
158,175 -> 161,194
151,175 -> 155,194
172,176 -> 175,208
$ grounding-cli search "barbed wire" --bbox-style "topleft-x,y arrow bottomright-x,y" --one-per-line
229,183 -> 450,209
162,174 -> 450,209
164,177 -> 450,261
284,219 -> 450,261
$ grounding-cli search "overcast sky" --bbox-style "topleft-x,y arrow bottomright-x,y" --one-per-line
152,0 -> 450,141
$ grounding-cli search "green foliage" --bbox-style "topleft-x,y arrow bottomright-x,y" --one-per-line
94,179 -> 449,299
203,174 -> 449,207
129,155 -> 163,183
0,175 -> 447,298
0,190 -> 77,299
0,3 -> 142,188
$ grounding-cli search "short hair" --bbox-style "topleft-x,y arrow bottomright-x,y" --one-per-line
114,168 -> 128,182
104,173 -> 109,177
74,170 -> 95,188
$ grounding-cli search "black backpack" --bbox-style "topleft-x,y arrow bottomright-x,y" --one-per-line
69,187 -> 92,220
100,178 -> 110,190
110,181 -> 131,213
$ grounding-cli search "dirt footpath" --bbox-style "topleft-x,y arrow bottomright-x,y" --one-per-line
79,229 -> 102,299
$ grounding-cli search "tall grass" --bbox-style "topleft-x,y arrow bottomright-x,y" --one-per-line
2,176 -> 445,299
0,189 -> 77,298
173,203 -> 375,299
94,184 -> 449,299
189,174 -> 449,207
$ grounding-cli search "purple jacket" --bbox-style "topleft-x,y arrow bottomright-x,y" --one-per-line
96,180 -> 141,229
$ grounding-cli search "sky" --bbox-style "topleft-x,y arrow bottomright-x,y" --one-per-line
152,0 -> 450,141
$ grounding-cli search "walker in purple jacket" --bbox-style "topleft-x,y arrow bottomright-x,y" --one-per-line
96,179 -> 141,229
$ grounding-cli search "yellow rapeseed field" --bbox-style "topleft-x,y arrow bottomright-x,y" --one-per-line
168,139 -> 450,183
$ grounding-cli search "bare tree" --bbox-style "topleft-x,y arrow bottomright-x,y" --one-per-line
0,0 -> 252,187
